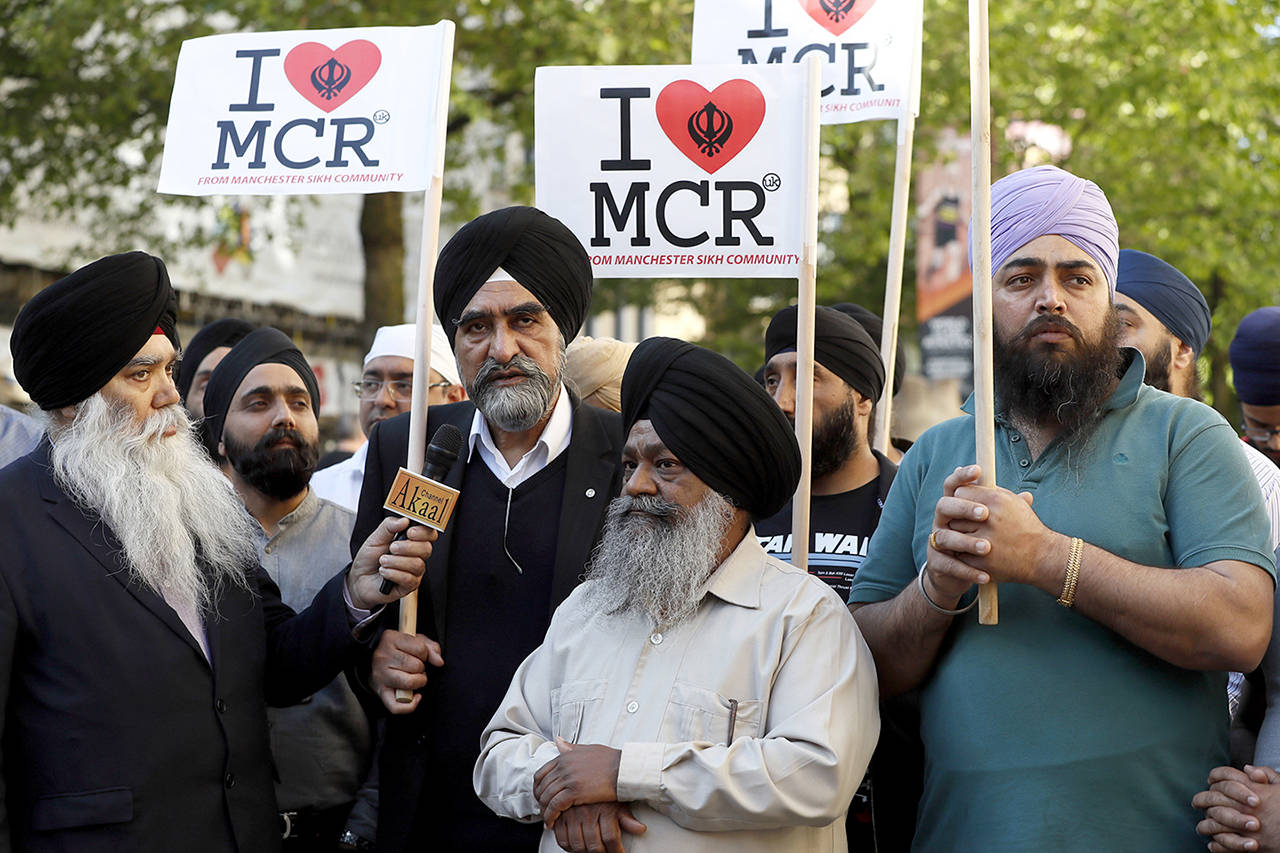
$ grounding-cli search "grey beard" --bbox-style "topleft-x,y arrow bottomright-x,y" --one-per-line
39,393 -> 256,614
581,491 -> 735,628
469,350 -> 564,432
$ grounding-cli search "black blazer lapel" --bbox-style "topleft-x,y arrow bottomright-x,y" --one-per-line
549,403 -> 623,613
38,465 -> 210,666
423,407 -> 471,640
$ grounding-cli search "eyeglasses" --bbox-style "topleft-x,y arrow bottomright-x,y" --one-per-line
353,379 -> 414,402
1241,423 -> 1280,443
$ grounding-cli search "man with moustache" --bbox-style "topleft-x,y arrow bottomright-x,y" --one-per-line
312,322 -> 466,513
848,166 -> 1275,853
352,206 -> 624,852
202,327 -> 376,851
756,304 -> 916,852
756,304 -> 890,601
0,252 -> 433,853
469,337 -> 879,853
176,317 -> 253,462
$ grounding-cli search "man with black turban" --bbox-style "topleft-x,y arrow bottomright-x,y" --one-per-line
849,167 -> 1275,853
756,303 -> 919,852
177,316 -> 254,420
354,206 -> 624,852
0,251 -> 434,853
473,336 -> 880,853
202,327 -> 381,851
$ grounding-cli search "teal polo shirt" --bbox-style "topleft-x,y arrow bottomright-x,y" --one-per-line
850,349 -> 1275,853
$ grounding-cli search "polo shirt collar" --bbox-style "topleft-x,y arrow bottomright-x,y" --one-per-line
704,531 -> 767,610
961,346 -> 1146,417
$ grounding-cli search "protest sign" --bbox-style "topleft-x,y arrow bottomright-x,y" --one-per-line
692,0 -> 922,125
158,24 -> 452,196
535,64 -> 808,279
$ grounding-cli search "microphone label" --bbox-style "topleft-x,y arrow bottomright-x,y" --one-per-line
384,467 -> 460,531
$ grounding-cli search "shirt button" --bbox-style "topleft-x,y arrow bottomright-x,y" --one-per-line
224,772 -> 236,789
626,700 -> 639,713
1010,434 -> 1021,443
585,488 -> 596,498
1019,458 -> 1029,468
264,546 -> 273,554
649,632 -> 663,645
215,698 -> 228,714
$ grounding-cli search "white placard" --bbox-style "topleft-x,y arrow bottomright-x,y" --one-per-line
692,0 -> 922,125
536,64 -> 807,279
158,24 -> 452,196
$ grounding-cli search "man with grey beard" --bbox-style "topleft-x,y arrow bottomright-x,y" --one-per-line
0,252 -> 435,853
467,337 -> 880,853
351,206 -> 624,852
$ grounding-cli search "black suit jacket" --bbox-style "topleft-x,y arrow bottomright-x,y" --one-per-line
0,442 -> 365,853
351,397 -> 624,852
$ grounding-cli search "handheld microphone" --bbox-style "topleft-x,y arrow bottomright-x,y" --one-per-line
379,423 -> 464,594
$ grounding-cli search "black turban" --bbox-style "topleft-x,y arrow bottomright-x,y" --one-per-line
434,206 -> 593,348
622,337 -> 801,520
177,318 -> 254,402
10,251 -> 179,410
201,327 -> 320,448
765,305 -> 886,403
831,302 -> 904,397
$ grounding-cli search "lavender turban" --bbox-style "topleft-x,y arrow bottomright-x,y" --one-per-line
970,165 -> 1119,297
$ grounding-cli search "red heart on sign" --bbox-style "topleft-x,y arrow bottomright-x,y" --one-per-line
655,80 -> 766,174
283,40 -> 382,113
799,0 -> 877,36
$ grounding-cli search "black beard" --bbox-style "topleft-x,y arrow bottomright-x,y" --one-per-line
1142,343 -> 1173,393
810,395 -> 861,480
993,308 -> 1124,442
223,427 -> 319,501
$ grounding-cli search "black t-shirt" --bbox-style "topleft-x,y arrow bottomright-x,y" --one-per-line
755,478 -> 882,602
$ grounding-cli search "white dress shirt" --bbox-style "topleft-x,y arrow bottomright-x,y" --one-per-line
310,441 -> 368,514
474,532 -> 880,852
468,389 -> 573,488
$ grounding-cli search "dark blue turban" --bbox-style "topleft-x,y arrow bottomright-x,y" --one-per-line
1230,307 -> 1280,405
1116,250 -> 1211,356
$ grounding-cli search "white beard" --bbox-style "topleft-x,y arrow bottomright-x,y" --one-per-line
581,490 -> 735,628
40,393 -> 256,614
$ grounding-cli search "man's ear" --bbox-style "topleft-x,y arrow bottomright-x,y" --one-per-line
56,404 -> 77,423
854,390 -> 874,417
1172,339 -> 1196,372
445,384 -> 467,404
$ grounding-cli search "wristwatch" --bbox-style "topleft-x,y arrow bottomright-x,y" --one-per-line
338,829 -> 376,851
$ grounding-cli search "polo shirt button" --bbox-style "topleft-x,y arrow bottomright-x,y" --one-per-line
224,772 -> 236,789
649,632 -> 663,645
626,700 -> 639,713
585,488 -> 596,498
215,698 -> 228,714
1019,459 -> 1029,468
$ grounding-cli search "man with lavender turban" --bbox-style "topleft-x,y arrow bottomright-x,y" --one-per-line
851,165 -> 1275,853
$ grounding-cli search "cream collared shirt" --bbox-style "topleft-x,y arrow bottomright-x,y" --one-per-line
468,387 -> 573,488
474,533 -> 880,853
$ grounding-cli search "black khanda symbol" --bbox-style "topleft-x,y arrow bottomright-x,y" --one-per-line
311,57 -> 352,100
820,0 -> 857,23
688,101 -> 734,158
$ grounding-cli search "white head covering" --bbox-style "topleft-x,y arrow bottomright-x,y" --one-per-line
363,322 -> 461,387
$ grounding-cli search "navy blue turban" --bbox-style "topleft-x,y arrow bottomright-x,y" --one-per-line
1116,250 -> 1211,356
622,337 -> 801,520
1230,307 -> 1280,406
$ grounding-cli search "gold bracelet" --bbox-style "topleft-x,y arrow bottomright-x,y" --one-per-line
1057,537 -> 1083,607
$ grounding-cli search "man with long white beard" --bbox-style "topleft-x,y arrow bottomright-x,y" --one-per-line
352,206 -> 624,852
466,337 -> 880,853
848,166 -> 1276,853
0,251 -> 435,853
